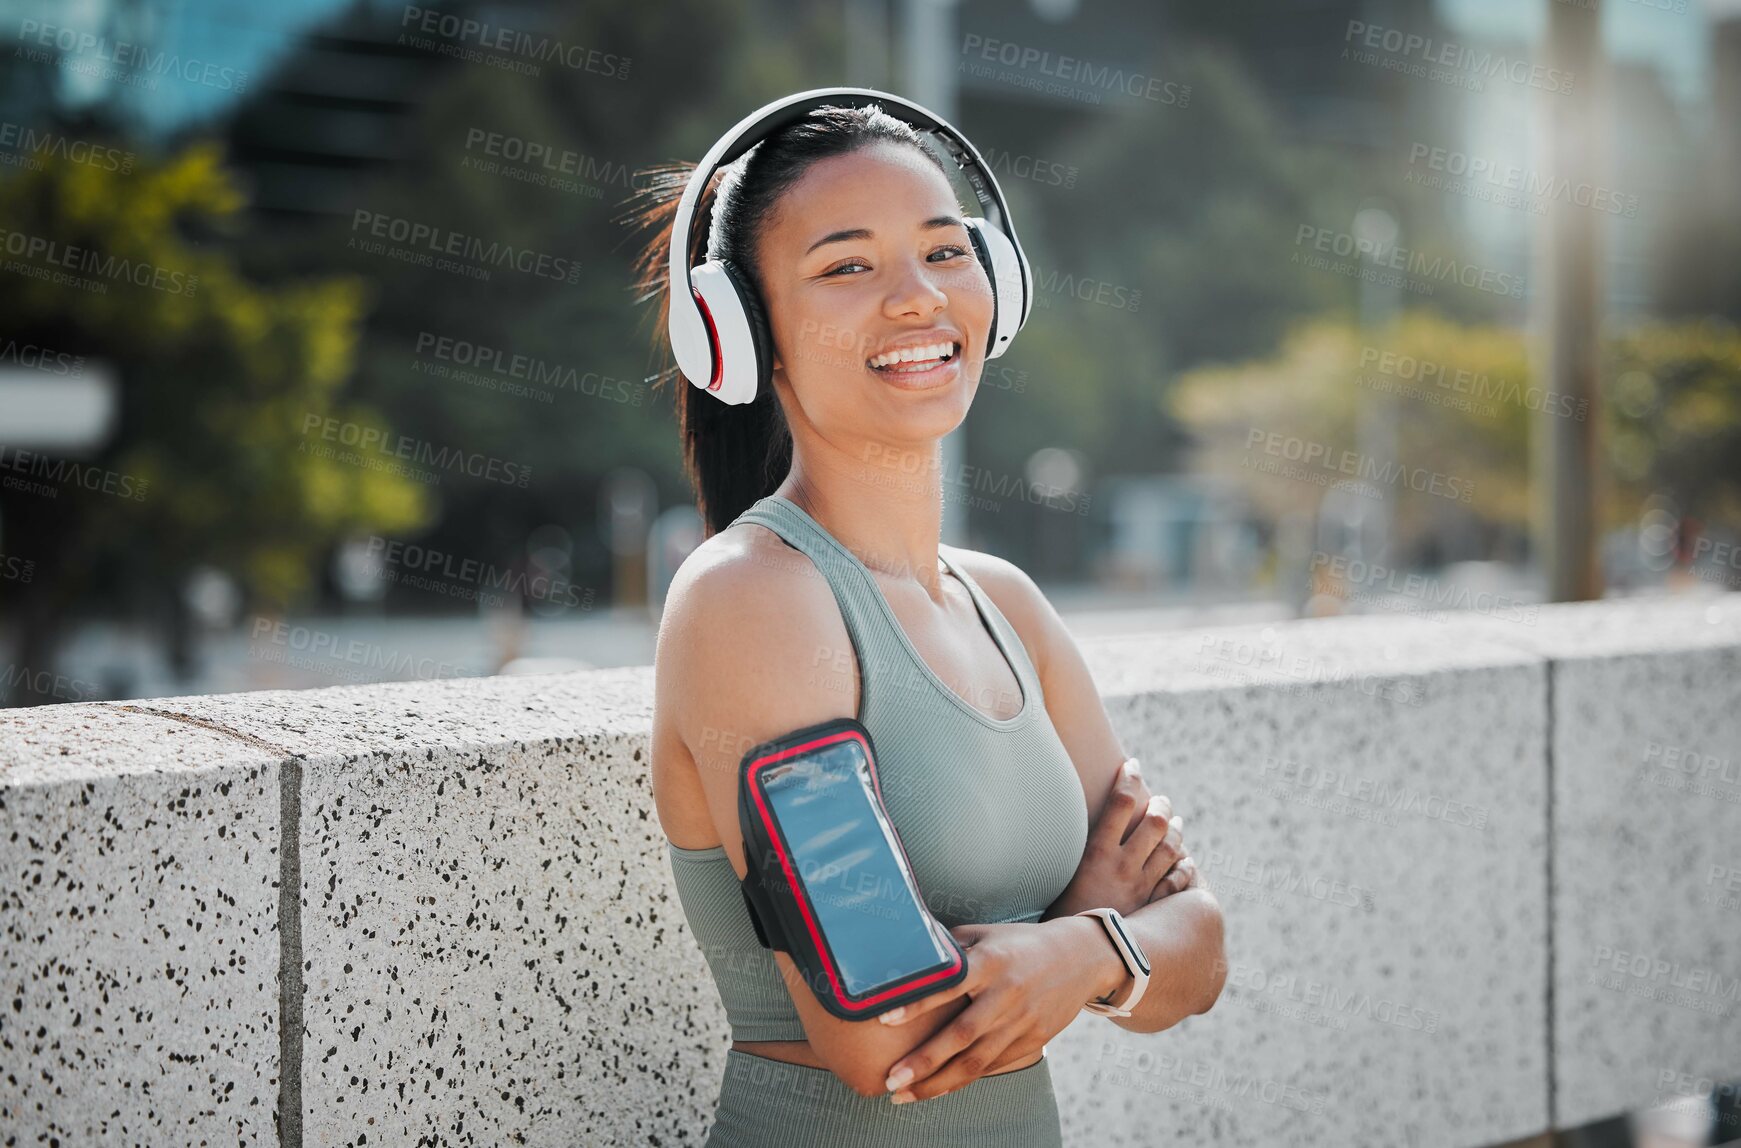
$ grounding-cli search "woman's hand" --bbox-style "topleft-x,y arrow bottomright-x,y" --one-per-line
1046,758 -> 1196,919
876,919 -> 1105,1105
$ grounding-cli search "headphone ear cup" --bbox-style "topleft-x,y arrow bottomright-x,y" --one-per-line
963,223 -> 1000,357
718,258 -> 773,401
963,217 -> 1027,361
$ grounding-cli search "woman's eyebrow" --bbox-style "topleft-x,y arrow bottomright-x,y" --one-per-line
803,215 -> 966,256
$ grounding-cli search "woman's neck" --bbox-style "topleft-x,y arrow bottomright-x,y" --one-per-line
775,463 -> 947,600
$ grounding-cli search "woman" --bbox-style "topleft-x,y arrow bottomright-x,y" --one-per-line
625,94 -> 1227,1146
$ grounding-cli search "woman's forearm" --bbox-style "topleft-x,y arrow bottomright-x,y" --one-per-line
1053,887 -> 1227,1035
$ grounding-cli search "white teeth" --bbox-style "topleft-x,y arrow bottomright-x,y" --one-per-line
869,342 -> 957,369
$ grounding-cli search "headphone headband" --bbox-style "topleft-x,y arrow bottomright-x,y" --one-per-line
667,86 -> 1033,403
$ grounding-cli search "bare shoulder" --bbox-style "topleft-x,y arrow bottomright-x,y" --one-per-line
652,523 -> 856,869
652,526 -> 941,1095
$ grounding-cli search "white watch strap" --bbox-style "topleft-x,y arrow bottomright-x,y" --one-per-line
1077,908 -> 1150,1017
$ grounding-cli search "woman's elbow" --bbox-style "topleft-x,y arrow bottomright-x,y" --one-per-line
1193,893 -> 1228,1016
828,1046 -> 900,1099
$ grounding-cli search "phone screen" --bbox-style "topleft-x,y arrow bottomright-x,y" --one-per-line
754,736 -> 953,999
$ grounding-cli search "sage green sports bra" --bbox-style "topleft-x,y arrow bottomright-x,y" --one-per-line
665,494 -> 1090,1042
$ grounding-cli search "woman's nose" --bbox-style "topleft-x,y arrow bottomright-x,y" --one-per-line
884,259 -> 949,316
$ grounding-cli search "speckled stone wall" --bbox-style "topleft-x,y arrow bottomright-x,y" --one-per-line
1,596 -> 1736,1147
0,703 -> 285,1145
1447,595 -> 1741,1129
1058,613 -> 1550,1148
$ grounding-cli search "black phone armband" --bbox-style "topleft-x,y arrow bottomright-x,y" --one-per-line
736,716 -> 968,1021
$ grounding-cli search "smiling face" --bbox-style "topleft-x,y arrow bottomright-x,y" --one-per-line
755,140 -> 996,451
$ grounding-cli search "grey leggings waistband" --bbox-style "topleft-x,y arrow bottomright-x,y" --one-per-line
704,1047 -> 1063,1148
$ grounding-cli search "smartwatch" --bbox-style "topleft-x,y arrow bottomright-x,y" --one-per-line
1075,907 -> 1151,1017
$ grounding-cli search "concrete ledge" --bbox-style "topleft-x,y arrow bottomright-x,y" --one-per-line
1445,595 -> 1741,1129
0,595 -> 1736,1146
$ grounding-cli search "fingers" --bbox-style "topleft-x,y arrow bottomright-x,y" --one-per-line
881,926 -> 985,1026
1116,764 -> 1157,846
1149,853 -> 1197,902
1090,760 -> 1149,854
878,979 -> 969,1026
1140,814 -> 1185,885
886,1006 -> 1021,1104
1124,797 -> 1177,862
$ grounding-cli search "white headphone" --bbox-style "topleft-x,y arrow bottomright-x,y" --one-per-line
666,86 -> 1034,406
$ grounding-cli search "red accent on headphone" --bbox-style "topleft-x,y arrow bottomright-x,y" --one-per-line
693,287 -> 724,392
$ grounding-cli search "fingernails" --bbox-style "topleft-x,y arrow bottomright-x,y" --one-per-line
890,1090 -> 914,1105
879,1007 -> 906,1025
886,1066 -> 913,1091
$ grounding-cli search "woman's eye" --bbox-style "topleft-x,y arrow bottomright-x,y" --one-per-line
822,247 -> 971,277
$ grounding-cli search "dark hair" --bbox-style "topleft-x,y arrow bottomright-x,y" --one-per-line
621,102 -> 952,537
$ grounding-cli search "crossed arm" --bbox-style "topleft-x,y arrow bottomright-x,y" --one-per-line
1041,878 -> 1227,1035
989,551 -> 1227,1034
869,556 -> 1227,1102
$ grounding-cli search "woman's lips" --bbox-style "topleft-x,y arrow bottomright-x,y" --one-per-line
867,353 -> 962,389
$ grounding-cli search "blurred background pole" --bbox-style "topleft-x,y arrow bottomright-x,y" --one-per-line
1533,0 -> 1604,602
899,0 -> 968,545
1355,205 -> 1400,571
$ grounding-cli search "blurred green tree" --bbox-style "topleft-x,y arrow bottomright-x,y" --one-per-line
1604,319 -> 1741,530
1170,311 -> 1741,574
0,142 -> 430,705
